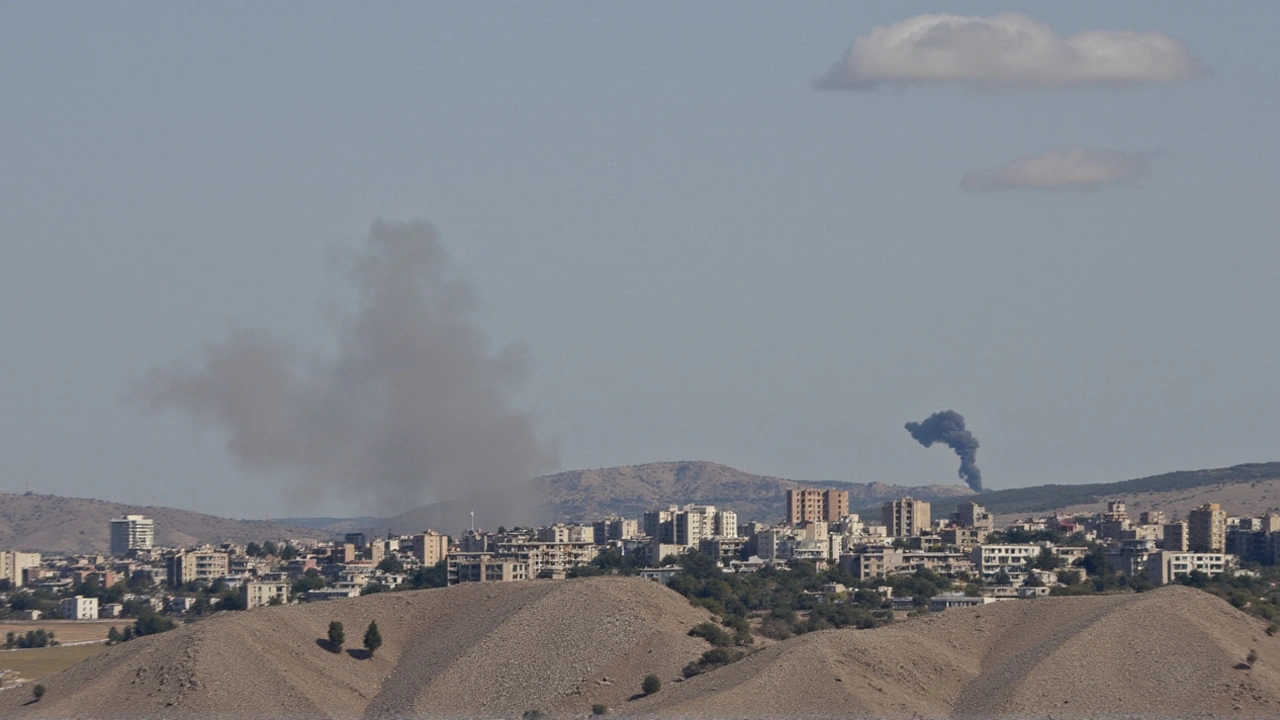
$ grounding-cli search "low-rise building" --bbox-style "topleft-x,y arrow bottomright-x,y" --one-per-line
1145,551 -> 1232,585
61,595 -> 99,620
929,593 -> 995,612
167,549 -> 230,587
243,579 -> 290,609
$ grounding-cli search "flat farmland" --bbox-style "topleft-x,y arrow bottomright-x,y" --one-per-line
0,643 -> 110,683
0,620 -> 118,645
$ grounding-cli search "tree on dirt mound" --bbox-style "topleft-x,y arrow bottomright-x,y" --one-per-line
328,621 -> 345,652
363,620 -> 382,657
32,684 -> 46,702
642,674 -> 661,695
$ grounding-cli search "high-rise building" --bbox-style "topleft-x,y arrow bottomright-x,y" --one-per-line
1162,521 -> 1189,552
786,489 -> 849,526
881,498 -> 931,537
109,515 -> 154,555
1188,503 -> 1227,553
412,530 -> 449,567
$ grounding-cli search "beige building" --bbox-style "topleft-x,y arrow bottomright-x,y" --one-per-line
0,551 -> 41,588
970,544 -> 1041,582
1188,503 -> 1227,553
952,502 -> 994,532
493,540 -> 598,577
242,579 -> 290,609
448,554 -> 530,584
412,530 -> 449,567
882,498 -> 931,537
167,549 -> 230,586
109,515 -> 154,555
786,489 -> 849,526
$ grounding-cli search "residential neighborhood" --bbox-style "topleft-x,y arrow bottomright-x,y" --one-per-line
0,491 -> 1262,635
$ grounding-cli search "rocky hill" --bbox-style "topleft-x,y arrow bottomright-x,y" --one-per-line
0,493 -> 320,554
6,579 -> 1279,718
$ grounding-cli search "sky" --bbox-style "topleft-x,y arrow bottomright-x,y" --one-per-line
2,3 -> 1278,520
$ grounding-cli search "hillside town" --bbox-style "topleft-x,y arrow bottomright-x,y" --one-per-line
0,490 -> 1262,627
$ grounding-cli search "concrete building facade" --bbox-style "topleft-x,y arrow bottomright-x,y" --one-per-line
1188,503 -> 1227,553
786,489 -> 849,526
109,515 -> 155,555
882,498 -> 931,537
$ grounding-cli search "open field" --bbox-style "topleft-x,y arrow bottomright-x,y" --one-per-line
0,643 -> 109,684
0,620 -> 118,645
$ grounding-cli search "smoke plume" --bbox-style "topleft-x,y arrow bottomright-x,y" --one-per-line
904,410 -> 983,492
136,220 -> 558,525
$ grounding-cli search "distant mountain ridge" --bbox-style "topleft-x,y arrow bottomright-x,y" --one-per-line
365,461 -> 977,536
0,493 -> 320,554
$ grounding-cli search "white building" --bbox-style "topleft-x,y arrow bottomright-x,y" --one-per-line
971,544 -> 1043,582
1146,551 -> 1232,585
110,515 -> 155,555
60,595 -> 99,620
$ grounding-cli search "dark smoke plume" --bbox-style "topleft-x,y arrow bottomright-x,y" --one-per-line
904,410 -> 983,492
136,220 -> 558,525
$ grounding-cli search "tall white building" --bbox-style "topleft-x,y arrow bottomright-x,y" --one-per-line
110,515 -> 155,555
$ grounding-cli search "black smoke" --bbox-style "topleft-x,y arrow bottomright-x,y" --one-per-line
136,220 -> 558,524
904,410 -> 983,492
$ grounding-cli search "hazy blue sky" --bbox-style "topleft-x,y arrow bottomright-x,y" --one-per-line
3,3 -> 1278,519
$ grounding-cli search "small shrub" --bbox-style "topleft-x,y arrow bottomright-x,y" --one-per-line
1267,623 -> 1278,637
32,684 -> 46,701
688,621 -> 732,647
328,620 -> 345,651
1247,649 -> 1259,667
522,711 -> 545,720
591,703 -> 609,715
757,617 -> 793,641
641,673 -> 661,695
681,647 -> 744,678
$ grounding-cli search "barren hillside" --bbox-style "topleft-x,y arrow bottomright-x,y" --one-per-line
6,580 -> 1280,719
0,493 -> 320,554
0,576 -> 714,719
997,476 -> 1280,525
629,585 -> 1280,719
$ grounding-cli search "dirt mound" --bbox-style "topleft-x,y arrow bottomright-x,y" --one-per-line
627,585 -> 1280,719
0,576 -> 713,719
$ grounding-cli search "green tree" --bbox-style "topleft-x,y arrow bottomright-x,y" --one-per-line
376,556 -> 404,574
591,704 -> 609,715
107,626 -> 122,645
1247,649 -> 1259,667
328,620 -> 345,651
32,684 -> 46,701
134,613 -> 177,637
641,674 -> 661,695
246,542 -> 263,557
408,561 -> 448,589
363,620 -> 382,657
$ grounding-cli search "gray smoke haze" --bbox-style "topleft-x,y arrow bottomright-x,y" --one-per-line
904,410 -> 983,492
137,220 -> 558,525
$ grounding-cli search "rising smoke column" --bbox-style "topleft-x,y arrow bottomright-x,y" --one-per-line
136,220 -> 559,521
904,410 -> 983,492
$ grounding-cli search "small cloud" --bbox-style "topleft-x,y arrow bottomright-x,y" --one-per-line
960,148 -> 1152,192
815,12 -> 1205,91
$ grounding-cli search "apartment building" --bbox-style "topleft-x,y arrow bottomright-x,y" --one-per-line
447,553 -> 530,585
1188,503 -> 1227,553
60,595 -> 99,620
592,517 -> 639,544
952,502 -> 994,532
1163,521 -> 1189,551
166,548 -> 230,586
242,579 -> 290,609
1145,551 -> 1230,585
537,524 -> 594,544
786,489 -> 849,526
411,530 -> 449,567
109,515 -> 155,555
0,550 -> 41,588
492,540 -> 598,577
882,498 -> 931,537
970,544 -> 1041,581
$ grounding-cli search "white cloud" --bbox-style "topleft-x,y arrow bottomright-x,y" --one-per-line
816,12 -> 1204,91
960,148 -> 1152,192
